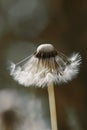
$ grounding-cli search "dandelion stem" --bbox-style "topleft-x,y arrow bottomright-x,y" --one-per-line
48,83 -> 58,130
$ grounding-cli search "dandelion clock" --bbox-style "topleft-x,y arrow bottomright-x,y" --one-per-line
9,44 -> 81,130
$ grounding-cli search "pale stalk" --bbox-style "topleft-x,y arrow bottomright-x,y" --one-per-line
48,83 -> 58,130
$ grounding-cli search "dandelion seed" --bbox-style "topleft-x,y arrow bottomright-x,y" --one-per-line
9,43 -> 81,130
10,44 -> 81,87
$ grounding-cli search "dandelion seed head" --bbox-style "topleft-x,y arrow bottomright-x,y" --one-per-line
9,44 -> 81,87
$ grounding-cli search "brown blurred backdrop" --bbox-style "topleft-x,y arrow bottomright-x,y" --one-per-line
0,0 -> 87,130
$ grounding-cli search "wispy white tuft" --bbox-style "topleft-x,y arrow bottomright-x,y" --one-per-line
58,53 -> 82,83
9,52 -> 81,87
0,89 -> 51,130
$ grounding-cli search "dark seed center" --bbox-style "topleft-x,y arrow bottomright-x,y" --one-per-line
35,51 -> 58,59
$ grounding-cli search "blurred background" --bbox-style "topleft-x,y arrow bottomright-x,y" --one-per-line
0,0 -> 87,130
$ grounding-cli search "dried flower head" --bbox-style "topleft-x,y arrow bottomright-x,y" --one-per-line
10,44 -> 81,87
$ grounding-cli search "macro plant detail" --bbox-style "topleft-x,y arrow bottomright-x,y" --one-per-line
9,43 -> 81,130
10,44 -> 81,87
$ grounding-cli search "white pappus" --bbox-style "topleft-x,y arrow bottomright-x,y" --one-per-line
9,44 -> 81,87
